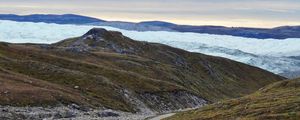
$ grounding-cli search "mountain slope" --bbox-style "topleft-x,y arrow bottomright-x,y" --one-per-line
0,66 -> 94,107
166,78 -> 300,120
0,28 -> 284,113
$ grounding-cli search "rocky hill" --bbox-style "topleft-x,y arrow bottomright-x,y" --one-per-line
0,28 -> 284,119
166,78 -> 299,120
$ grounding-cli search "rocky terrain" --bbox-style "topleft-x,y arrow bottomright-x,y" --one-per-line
0,28 -> 284,119
166,78 -> 300,120
0,105 -> 155,120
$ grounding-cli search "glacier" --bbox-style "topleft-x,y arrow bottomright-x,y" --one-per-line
1,20 -> 300,75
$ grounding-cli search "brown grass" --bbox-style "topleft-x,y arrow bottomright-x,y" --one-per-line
0,31 -> 284,112
165,78 -> 300,120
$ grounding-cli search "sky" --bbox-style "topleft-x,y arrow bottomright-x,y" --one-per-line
0,0 -> 299,28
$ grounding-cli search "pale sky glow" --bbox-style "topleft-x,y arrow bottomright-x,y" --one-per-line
0,0 -> 299,27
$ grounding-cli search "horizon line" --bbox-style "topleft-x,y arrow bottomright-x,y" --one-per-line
1,13 -> 299,29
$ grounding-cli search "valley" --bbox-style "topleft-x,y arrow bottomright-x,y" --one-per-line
1,1 -> 299,119
0,28 -> 285,119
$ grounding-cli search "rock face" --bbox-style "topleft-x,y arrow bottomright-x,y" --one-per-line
139,91 -> 207,113
54,28 -> 140,54
0,28 -> 285,118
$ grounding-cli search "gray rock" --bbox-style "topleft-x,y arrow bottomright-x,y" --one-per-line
53,112 -> 63,119
70,104 -> 80,110
2,109 -> 8,112
97,111 -> 120,117
59,111 -> 76,118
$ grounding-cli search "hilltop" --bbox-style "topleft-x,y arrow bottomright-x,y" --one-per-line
166,78 -> 299,120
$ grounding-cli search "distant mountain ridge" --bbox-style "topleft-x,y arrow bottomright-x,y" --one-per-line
0,14 -> 105,24
1,14 -> 300,39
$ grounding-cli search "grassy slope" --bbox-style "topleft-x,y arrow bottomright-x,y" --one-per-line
166,78 -> 300,120
0,29 -> 284,112
54,29 -> 284,102
0,66 -> 95,107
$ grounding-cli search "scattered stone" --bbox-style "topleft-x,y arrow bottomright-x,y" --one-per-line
62,111 -> 76,118
53,112 -> 62,119
83,112 -> 90,115
2,109 -> 8,112
70,104 -> 80,110
97,111 -> 120,117
0,105 -> 162,120
38,114 -> 52,119
79,106 -> 91,112
74,86 -> 79,89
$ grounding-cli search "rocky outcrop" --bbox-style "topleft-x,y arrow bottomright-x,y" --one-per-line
139,91 -> 207,113
53,28 -> 141,54
117,89 -> 207,113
